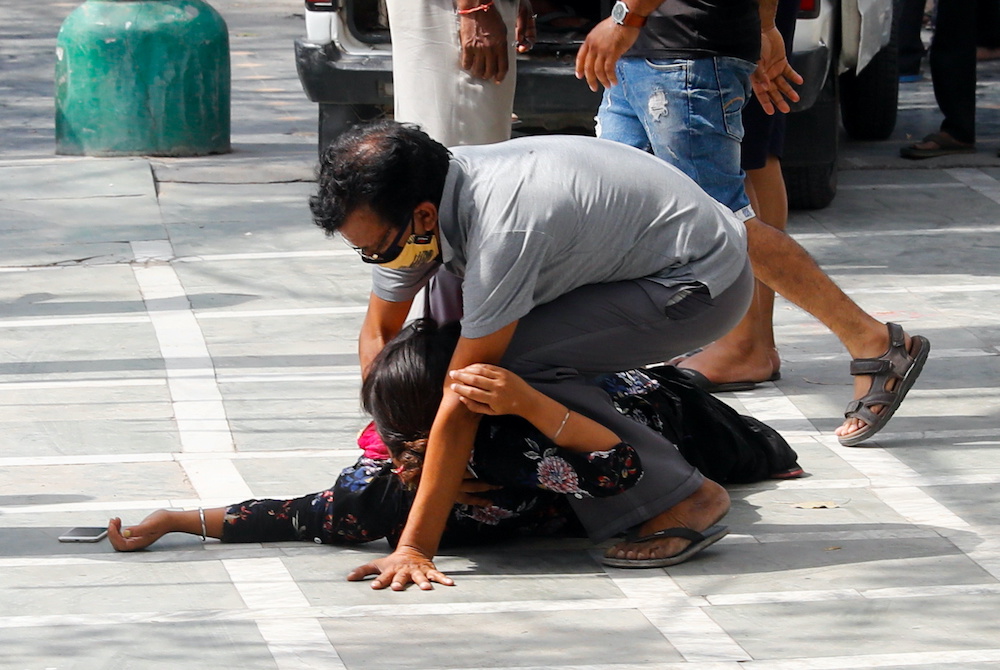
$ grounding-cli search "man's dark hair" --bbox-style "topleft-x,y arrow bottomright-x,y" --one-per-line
309,121 -> 452,236
361,318 -> 461,460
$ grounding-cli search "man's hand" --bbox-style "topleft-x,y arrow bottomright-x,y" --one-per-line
751,26 -> 803,115
459,4 -> 510,83
347,544 -> 455,591
515,0 -> 535,53
449,363 -> 536,416
574,17 -> 641,92
456,476 -> 501,506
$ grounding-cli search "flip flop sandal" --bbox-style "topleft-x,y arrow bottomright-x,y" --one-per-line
838,322 -> 931,447
900,132 -> 975,159
675,367 -> 780,393
601,525 -> 729,568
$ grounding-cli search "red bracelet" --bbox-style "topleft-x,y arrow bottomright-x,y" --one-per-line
457,1 -> 493,15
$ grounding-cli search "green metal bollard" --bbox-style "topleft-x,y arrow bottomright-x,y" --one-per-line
55,0 -> 231,157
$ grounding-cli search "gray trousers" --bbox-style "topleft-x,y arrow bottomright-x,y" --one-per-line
427,260 -> 755,540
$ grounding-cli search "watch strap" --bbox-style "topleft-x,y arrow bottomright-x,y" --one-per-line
619,9 -> 647,28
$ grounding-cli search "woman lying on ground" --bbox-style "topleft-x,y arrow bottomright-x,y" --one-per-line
109,320 -> 644,553
109,320 -> 800,568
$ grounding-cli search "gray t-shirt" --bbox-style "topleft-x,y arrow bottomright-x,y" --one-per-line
371,135 -> 747,339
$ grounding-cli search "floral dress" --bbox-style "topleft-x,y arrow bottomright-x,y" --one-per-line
221,409 -> 642,548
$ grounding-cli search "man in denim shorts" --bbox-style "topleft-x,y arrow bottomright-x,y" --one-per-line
576,0 -> 931,447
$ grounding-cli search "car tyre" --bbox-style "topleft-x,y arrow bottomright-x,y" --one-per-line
784,62 -> 840,210
785,161 -> 838,210
839,2 -> 900,140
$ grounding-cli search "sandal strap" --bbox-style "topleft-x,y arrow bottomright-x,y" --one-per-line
623,526 -> 705,544
844,401 -> 882,426
850,358 -> 894,376
844,391 -> 898,416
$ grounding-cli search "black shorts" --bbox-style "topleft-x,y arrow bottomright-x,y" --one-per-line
741,0 -> 800,171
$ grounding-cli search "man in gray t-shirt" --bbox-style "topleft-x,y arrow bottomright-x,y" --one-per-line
310,121 -> 753,591
372,134 -> 747,341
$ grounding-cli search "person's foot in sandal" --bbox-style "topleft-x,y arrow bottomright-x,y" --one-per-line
602,479 -> 730,567
834,322 -> 930,446
900,131 -> 975,159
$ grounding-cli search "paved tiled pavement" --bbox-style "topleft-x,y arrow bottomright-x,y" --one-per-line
3,2 -> 1000,668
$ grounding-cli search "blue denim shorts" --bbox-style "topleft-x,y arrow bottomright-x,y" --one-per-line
596,56 -> 757,220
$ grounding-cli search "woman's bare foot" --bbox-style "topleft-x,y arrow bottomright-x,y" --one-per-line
604,479 -> 730,562
108,511 -> 173,551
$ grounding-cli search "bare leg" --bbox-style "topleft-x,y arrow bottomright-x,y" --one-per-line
743,209 -> 917,442
108,508 -> 225,551
682,154 -> 920,442
676,156 -> 786,383
603,479 -> 730,561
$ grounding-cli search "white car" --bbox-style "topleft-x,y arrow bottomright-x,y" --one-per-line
295,0 -> 897,209
784,0 -> 898,208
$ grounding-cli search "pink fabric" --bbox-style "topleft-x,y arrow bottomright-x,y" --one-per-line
358,421 -> 391,460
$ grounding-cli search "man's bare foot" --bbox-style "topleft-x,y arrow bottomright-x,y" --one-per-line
108,511 -> 172,552
834,323 -> 930,445
603,479 -> 730,562
674,341 -> 780,387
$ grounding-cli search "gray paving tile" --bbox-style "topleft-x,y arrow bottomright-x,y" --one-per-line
0,462 -> 194,505
157,181 -> 314,225
671,535 -> 995,595
285,543 -> 617,608
321,609 -> 681,669
235,456 -> 358,496
0,560 -> 245,617
0,265 -> 145,317
176,257 -> 371,313
921,483 -> 1000,529
0,158 -> 156,201
0,621 -> 276,670
708,594 -> 1000,660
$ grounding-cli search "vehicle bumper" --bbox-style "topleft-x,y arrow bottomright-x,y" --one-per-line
295,39 -> 603,115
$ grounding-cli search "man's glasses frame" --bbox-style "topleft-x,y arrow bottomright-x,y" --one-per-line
349,218 -> 413,264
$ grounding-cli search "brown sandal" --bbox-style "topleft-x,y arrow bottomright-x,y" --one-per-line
839,322 -> 930,446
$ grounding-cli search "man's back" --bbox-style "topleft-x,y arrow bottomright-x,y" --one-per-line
375,135 -> 748,338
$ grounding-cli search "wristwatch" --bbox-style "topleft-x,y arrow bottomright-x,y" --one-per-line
611,0 -> 648,28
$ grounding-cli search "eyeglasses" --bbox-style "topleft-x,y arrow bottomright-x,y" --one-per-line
349,218 -> 413,264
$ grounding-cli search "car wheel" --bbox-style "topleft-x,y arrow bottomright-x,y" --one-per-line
839,4 -> 900,140
784,161 -> 838,210
784,63 -> 840,210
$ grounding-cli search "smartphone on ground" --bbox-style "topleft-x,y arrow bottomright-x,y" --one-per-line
58,526 -> 109,543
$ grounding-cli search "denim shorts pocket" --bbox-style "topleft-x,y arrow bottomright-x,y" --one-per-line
715,57 -> 756,141
644,58 -> 687,73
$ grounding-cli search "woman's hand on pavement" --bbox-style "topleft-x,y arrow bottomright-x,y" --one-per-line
347,545 -> 454,591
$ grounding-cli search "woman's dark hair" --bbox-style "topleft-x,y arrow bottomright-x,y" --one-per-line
361,318 -> 462,464
309,120 -> 452,236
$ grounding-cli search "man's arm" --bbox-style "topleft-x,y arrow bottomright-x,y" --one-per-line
359,292 -> 413,377
348,321 -> 519,590
752,0 -> 803,114
575,0 -> 665,91
457,0 -> 510,83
